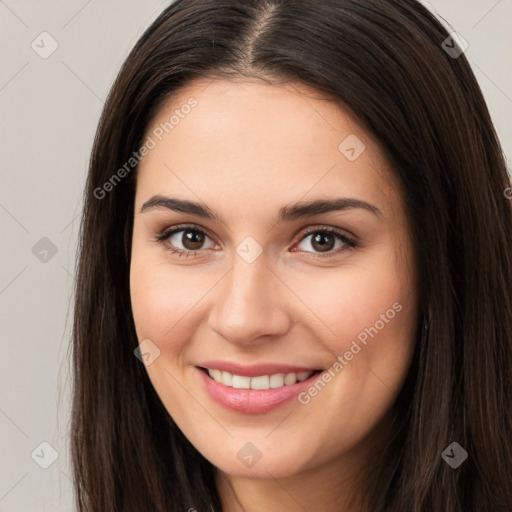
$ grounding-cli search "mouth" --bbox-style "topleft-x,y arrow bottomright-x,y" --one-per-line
196,364 -> 323,414
199,366 -> 323,390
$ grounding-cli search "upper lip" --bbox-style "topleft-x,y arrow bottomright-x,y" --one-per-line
198,361 -> 321,377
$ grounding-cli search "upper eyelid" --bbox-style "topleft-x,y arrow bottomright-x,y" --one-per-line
160,223 -> 217,243
297,225 -> 356,241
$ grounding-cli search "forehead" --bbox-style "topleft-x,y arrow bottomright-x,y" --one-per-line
136,78 -> 402,220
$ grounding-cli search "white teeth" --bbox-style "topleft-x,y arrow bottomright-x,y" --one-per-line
297,371 -> 311,381
250,375 -> 270,390
210,369 -> 222,382
284,373 -> 297,385
232,375 -> 251,389
269,373 -> 285,388
221,371 -> 233,387
206,368 -> 314,389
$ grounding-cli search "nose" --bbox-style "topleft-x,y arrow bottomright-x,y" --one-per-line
208,252 -> 292,347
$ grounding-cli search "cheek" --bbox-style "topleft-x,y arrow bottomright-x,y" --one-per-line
129,238 -> 201,344
129,247 -> 197,409
296,245 -> 418,407
294,247 -> 416,353
130,261 -> 173,342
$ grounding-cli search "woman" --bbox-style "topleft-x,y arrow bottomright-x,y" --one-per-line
70,0 -> 512,510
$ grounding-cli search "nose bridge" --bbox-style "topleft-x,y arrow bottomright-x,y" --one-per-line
208,250 -> 290,344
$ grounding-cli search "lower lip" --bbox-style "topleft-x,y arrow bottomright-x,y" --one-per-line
197,367 -> 321,414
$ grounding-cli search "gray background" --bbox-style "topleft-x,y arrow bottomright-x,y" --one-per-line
0,1 -> 510,510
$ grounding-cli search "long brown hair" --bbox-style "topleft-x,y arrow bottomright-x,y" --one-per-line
70,0 -> 512,510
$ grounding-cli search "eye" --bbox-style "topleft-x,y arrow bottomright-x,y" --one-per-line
155,224 -> 216,258
292,227 -> 356,257
154,224 -> 357,259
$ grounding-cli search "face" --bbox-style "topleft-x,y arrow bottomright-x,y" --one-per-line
130,77 -> 419,481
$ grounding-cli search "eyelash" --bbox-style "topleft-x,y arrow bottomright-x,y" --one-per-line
154,224 -> 357,259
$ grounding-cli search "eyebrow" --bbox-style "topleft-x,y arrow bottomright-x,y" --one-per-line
140,195 -> 383,223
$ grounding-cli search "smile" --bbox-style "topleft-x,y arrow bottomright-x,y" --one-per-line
205,368 -> 315,389
197,364 -> 323,414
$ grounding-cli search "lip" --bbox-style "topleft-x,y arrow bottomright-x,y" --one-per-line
196,366 -> 322,414
198,360 -> 320,377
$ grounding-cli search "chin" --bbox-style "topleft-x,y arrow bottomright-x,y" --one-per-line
195,437 -> 315,479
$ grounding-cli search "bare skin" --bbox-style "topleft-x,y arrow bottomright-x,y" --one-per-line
129,77 -> 419,511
